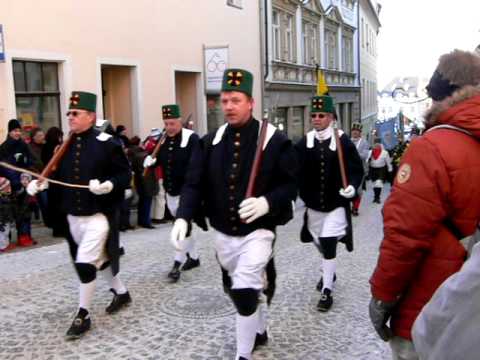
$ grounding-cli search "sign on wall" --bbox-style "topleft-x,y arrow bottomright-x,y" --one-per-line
204,46 -> 228,94
0,25 -> 5,62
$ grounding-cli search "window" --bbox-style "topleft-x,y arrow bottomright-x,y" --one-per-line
302,22 -> 318,65
361,18 -> 364,48
13,60 -> 61,130
285,14 -> 294,62
325,29 -> 338,70
226,0 -> 242,9
366,24 -> 370,53
289,107 -> 305,142
342,35 -> 353,72
272,10 -> 281,60
362,79 -> 365,111
302,23 -> 308,64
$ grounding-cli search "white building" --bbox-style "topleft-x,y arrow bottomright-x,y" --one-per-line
359,0 -> 381,142
378,76 -> 432,136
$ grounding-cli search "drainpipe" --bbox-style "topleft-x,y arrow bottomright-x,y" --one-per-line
260,0 -> 269,118
357,0 -> 362,125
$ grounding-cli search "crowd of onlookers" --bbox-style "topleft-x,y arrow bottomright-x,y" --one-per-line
0,119 -> 173,253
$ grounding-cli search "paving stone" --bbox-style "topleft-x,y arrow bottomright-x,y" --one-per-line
0,188 -> 391,359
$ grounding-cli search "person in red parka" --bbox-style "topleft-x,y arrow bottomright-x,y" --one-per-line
369,49 -> 480,359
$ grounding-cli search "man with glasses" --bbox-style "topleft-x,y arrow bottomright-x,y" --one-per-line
170,68 -> 298,360
27,91 -> 132,340
296,95 -> 363,312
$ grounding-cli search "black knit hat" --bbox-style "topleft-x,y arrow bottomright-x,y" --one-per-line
427,49 -> 480,101
8,119 -> 21,132
115,125 -> 126,134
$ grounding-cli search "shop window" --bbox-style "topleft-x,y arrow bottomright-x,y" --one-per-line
289,107 -> 305,143
13,60 -> 61,131
273,107 -> 287,136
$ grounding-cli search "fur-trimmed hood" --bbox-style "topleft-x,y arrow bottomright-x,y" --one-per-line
424,85 -> 480,139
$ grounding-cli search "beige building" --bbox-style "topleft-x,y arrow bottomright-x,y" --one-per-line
359,0 -> 381,142
0,0 -> 262,139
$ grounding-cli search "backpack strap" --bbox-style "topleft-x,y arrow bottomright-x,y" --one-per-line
428,124 -> 478,243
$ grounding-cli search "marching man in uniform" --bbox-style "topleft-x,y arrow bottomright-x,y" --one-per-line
367,138 -> 392,204
28,91 -> 132,339
143,104 -> 204,283
170,69 -> 298,360
297,94 -> 364,312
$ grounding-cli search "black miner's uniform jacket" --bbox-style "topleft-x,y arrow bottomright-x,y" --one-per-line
156,129 -> 200,196
177,118 -> 298,237
53,127 -> 131,275
295,131 -> 364,250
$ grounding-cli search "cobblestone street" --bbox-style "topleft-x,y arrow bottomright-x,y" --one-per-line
0,188 -> 391,360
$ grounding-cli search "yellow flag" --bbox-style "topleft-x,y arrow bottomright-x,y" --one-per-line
316,69 -> 329,96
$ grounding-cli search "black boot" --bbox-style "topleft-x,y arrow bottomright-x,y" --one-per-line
65,308 -> 91,340
253,331 -> 268,350
317,288 -> 333,312
373,188 -> 381,203
181,253 -> 200,271
167,261 -> 181,283
106,289 -> 132,314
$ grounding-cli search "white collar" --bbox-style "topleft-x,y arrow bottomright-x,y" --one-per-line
212,121 -> 276,150
180,128 -> 194,148
306,125 -> 343,151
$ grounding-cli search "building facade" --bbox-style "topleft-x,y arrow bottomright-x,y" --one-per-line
378,76 -> 431,137
0,0 -> 262,139
359,0 -> 381,143
262,0 -> 360,143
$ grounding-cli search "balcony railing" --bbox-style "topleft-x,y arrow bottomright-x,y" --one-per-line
270,60 -> 356,87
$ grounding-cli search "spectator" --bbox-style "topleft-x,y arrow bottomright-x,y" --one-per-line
128,136 -> 158,229
28,128 -> 46,172
115,125 -> 130,148
369,49 -> 480,360
0,119 -> 32,192
42,126 -> 67,237
0,119 -> 35,246
28,127 -> 47,222
15,173 -> 36,246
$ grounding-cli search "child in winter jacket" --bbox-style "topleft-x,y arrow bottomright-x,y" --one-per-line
0,177 -> 15,252
14,173 -> 36,247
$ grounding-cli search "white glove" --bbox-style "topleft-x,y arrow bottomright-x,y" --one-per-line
124,189 -> 133,199
238,196 -> 270,224
143,155 -> 156,168
88,179 -> 113,195
27,179 -> 48,196
339,185 -> 355,199
170,218 -> 188,251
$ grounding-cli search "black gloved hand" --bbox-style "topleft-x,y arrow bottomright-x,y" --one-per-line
369,297 -> 397,341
